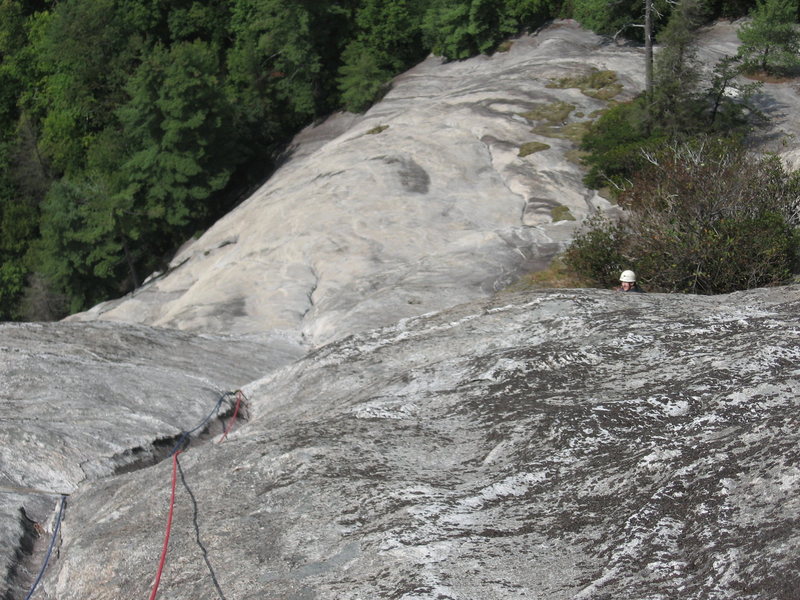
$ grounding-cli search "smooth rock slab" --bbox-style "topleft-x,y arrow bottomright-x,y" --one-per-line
67,21 -> 800,348
0,321 -> 302,599
40,286 -> 800,599
66,20 -> 638,345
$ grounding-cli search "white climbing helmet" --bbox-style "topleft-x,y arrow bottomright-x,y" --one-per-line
619,270 -> 636,283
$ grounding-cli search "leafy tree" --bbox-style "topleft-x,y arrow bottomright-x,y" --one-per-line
422,0 -> 555,60
0,261 -> 25,319
505,0 -> 560,23
224,0 -> 340,207
31,38 -> 238,312
466,0 -> 525,53
422,0 -> 475,59
571,0 -> 646,37
0,2 -> 56,320
705,54 -> 763,129
167,1 -> 231,45
704,0 -> 759,19
570,0 -> 675,40
116,40 -> 237,259
0,138 -> 38,319
580,98 -> 666,190
737,0 -> 800,75
570,0 -> 755,39
18,272 -> 67,321
301,1 -> 362,115
649,0 -> 704,137
563,213 -> 627,288
0,1 -> 26,126
352,0 -> 426,71
32,176 -> 129,313
338,41 -> 393,112
226,0 -> 321,145
27,0 -> 144,175
337,0 -> 427,111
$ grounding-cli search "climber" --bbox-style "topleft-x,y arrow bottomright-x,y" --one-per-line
616,269 -> 644,292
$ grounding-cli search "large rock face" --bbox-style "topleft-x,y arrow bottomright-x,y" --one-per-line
22,285 -> 800,600
65,20 -> 800,348
3,19 -> 800,600
0,322 -> 302,599
70,20 -> 628,346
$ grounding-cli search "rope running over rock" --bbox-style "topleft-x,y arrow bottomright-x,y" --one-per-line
24,494 -> 67,600
148,451 -> 181,600
18,389 -> 248,600
218,389 -> 246,443
149,389 -> 248,600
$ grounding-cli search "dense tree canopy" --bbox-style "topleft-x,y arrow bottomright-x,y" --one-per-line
0,0 -> 790,319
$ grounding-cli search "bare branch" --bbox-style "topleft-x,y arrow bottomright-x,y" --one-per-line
613,23 -> 644,41
639,148 -> 660,166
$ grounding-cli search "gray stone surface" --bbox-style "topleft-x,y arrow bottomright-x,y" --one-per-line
64,21 -> 800,348
29,285 -> 800,600
3,19 -> 800,600
59,22 -> 630,345
0,321 -> 302,599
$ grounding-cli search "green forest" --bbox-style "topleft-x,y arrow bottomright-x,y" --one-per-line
0,0 -> 798,320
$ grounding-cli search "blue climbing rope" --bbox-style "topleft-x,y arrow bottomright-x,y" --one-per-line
168,391 -> 237,456
24,494 -> 67,600
17,390 -> 241,599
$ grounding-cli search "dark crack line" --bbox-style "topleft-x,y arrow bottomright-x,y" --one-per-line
301,266 -> 320,321
4,391 -> 241,600
177,460 -> 227,600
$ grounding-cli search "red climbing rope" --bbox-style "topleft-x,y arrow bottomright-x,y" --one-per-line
148,451 -> 181,600
147,390 -> 244,599
218,390 -> 245,443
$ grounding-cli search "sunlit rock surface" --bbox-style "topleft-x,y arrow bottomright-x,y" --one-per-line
72,19 -> 630,346
0,322 -> 302,599
65,21 -> 800,348
33,286 -> 800,600
5,19 -> 800,600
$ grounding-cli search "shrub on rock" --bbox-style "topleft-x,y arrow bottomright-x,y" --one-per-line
566,137 -> 800,293
737,0 -> 800,76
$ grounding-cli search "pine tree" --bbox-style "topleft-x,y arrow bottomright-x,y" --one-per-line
117,40 -> 236,244
337,0 -> 426,111
737,0 -> 800,75
650,0 -> 704,136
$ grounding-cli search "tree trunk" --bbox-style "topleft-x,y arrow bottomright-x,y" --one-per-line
645,0 -> 653,98
122,237 -> 141,289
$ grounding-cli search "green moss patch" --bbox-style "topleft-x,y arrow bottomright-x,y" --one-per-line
518,141 -> 550,157
366,125 -> 389,135
521,101 -> 575,124
551,205 -> 576,222
583,83 -> 624,100
565,148 -> 590,165
547,68 -> 616,89
546,68 -> 623,100
530,120 -> 591,143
